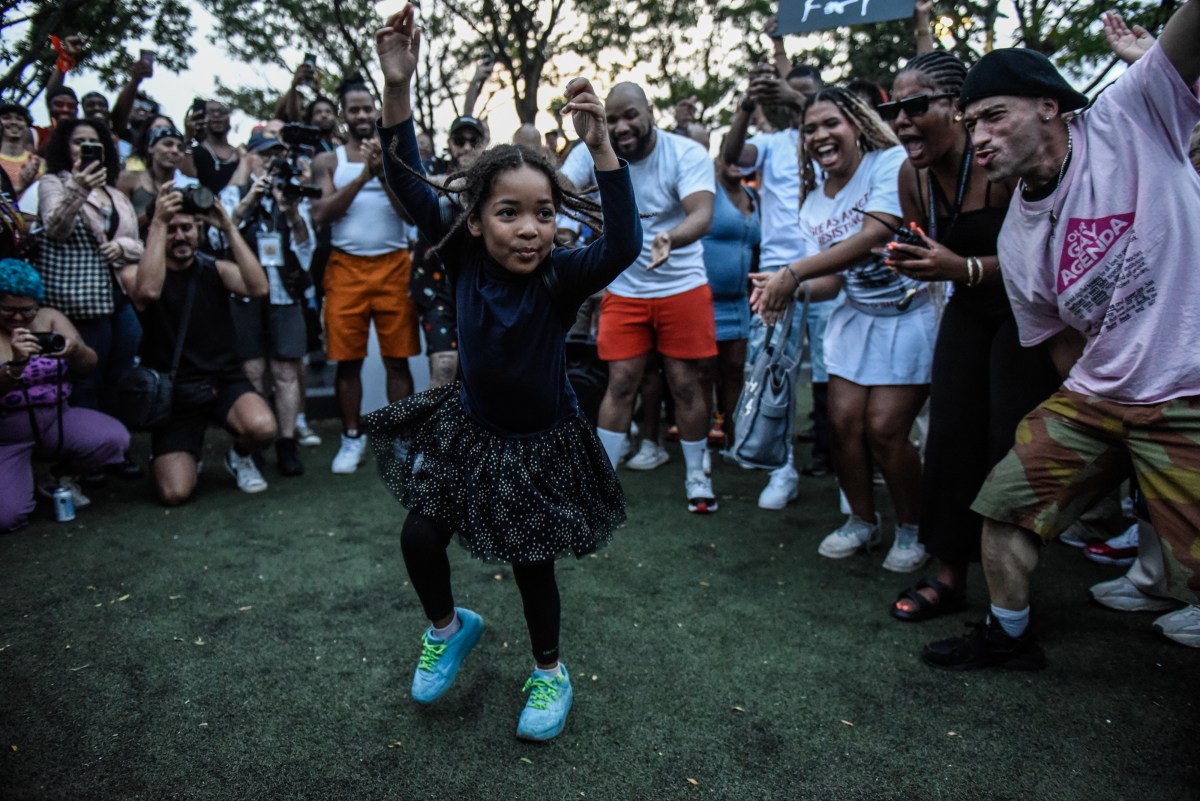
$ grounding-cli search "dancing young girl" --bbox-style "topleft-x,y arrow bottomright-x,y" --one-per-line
364,6 -> 640,741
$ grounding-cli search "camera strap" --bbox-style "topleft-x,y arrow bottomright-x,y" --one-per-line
22,357 -> 65,462
926,141 -> 973,242
169,267 -> 200,379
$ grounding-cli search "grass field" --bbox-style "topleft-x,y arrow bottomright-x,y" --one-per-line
1,421 -> 1197,801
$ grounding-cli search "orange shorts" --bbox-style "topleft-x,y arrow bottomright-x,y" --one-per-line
597,284 -> 718,362
323,248 -> 420,361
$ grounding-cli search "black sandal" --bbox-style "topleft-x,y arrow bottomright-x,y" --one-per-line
890,578 -> 967,623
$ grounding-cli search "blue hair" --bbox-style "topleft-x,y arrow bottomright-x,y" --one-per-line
0,258 -> 45,301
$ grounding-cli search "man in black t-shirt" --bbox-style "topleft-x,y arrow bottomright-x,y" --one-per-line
121,186 -> 277,505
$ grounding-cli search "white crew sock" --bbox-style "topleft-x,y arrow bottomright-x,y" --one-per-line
596,428 -> 626,469
990,604 -> 1030,638
296,412 -> 309,429
431,611 -> 461,642
680,438 -> 707,474
895,522 -> 920,547
533,662 -> 562,678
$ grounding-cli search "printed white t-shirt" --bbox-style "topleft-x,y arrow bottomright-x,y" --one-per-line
998,44 -> 1200,404
561,130 -> 715,299
799,145 -> 918,307
742,129 -> 807,268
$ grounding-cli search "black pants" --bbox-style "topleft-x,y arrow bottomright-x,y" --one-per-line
919,297 -> 1060,564
401,511 -> 561,664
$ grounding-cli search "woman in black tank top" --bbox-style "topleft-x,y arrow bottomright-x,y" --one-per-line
879,52 -> 1060,621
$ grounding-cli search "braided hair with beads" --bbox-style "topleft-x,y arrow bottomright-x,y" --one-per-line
798,86 -> 900,203
386,140 -> 605,261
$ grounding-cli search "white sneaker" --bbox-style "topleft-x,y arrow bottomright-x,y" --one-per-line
818,514 -> 881,559
882,525 -> 928,573
38,474 -> 91,509
331,434 -> 367,474
225,448 -> 268,494
685,469 -> 718,514
758,466 -> 798,510
1153,604 -> 1200,648
1087,576 -> 1176,613
625,440 -> 669,471
296,423 -> 322,447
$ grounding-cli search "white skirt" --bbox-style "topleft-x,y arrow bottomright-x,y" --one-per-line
823,298 -> 938,386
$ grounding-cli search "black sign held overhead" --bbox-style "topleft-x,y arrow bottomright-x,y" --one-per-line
776,0 -> 915,34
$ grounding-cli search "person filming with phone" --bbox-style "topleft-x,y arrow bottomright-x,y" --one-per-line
36,119 -> 143,437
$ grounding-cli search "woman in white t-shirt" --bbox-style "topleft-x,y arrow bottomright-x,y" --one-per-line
752,87 -> 937,571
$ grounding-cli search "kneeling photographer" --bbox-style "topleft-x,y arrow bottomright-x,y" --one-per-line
121,183 -> 277,505
0,258 -> 129,531
229,129 -> 318,477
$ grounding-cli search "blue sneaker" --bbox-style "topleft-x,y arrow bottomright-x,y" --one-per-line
516,664 -> 574,741
410,608 -> 484,704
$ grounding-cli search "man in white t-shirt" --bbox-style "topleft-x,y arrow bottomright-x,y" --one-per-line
924,4 -> 1200,670
560,82 -> 718,514
723,64 -> 831,509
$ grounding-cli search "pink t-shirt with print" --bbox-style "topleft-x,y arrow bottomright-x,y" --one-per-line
998,43 -> 1200,404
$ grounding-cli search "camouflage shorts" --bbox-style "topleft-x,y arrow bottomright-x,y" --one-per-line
972,388 -> 1200,601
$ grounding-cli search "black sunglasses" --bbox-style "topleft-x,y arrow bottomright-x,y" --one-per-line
876,92 -> 957,122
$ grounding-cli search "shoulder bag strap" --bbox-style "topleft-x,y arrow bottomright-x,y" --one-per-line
169,268 -> 200,376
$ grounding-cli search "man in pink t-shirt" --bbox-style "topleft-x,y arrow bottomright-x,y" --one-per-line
922,1 -> 1200,671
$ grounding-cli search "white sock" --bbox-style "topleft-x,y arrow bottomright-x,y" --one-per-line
681,438 -> 707,474
596,428 -> 626,469
895,522 -> 919,546
296,412 -> 309,429
990,604 -> 1030,638
431,611 -> 461,642
533,662 -> 562,678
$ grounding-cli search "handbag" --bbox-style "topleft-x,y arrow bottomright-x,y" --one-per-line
725,290 -> 810,470
113,270 -> 198,430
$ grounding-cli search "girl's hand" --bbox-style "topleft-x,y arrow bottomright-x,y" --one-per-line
98,241 -> 123,264
376,5 -> 421,89
562,78 -> 606,150
881,225 -> 965,282
750,269 -> 794,325
9,327 -> 38,363
71,158 -> 106,191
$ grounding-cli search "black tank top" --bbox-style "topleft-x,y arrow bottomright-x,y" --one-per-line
925,176 -> 1013,321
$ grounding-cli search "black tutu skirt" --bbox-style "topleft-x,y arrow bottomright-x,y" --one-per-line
361,382 -> 625,564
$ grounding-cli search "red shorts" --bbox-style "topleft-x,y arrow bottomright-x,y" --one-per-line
597,284 -> 718,362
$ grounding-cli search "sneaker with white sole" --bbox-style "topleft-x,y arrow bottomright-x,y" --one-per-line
1084,523 -> 1138,566
331,433 -> 367,474
882,524 -> 928,573
1087,576 -> 1176,613
37,474 -> 91,509
225,448 -> 268,493
625,440 -> 669,471
1153,604 -> 1200,648
296,423 -> 322,448
758,466 -> 798,510
686,470 -> 718,514
818,514 -> 881,559
411,608 -> 485,704
516,664 -> 574,741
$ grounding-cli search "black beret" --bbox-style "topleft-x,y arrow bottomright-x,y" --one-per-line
960,48 -> 1088,113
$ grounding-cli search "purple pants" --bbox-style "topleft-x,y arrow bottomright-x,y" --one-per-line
0,405 -> 129,530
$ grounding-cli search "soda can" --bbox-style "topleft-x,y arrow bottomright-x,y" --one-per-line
53,486 -> 75,522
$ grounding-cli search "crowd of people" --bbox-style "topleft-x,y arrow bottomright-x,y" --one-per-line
1,0 -> 1198,741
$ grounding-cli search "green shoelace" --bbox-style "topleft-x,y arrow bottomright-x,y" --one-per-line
417,636 -> 447,672
521,675 -> 561,710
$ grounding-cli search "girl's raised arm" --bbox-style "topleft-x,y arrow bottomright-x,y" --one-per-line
377,4 -> 421,127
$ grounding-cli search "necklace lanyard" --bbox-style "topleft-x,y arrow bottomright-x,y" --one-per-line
927,141 -> 973,242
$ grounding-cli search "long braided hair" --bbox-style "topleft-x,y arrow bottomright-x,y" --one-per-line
798,86 -> 899,203
897,50 -> 968,98
387,140 -> 604,261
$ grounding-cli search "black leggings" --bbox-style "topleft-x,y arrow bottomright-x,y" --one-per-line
400,511 -> 561,665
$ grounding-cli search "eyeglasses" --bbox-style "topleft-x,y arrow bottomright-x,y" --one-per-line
452,135 -> 482,148
876,93 -> 957,122
0,303 -> 38,317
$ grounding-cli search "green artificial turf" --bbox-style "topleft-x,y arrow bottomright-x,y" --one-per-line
1,421 -> 1197,800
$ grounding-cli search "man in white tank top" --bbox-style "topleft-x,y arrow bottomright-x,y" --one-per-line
310,79 -> 419,475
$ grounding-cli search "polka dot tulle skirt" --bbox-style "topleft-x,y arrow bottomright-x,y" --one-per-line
362,382 -> 625,564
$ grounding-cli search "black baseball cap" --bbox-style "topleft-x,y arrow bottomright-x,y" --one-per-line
959,48 -> 1089,113
0,100 -> 32,125
450,115 -> 487,137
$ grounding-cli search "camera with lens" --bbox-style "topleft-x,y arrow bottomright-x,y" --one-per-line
270,124 -> 323,201
32,331 -> 66,354
180,184 -> 215,215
